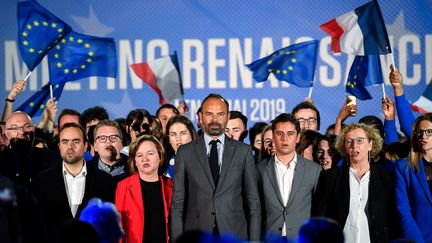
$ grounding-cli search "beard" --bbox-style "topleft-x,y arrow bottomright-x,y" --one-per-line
63,149 -> 82,165
205,122 -> 224,136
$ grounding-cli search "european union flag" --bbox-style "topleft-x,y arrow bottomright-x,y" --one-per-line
346,55 -> 384,100
15,83 -> 65,117
48,31 -> 117,85
18,0 -> 72,71
246,40 -> 319,87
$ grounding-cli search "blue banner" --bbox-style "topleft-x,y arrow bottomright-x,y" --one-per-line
1,0 -> 431,133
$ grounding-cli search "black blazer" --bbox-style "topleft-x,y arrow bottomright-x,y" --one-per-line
31,161 -> 114,233
312,163 -> 398,243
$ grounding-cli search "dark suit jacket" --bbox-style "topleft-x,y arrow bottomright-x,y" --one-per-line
257,155 -> 321,239
31,161 -> 114,234
313,163 -> 397,243
170,136 -> 261,242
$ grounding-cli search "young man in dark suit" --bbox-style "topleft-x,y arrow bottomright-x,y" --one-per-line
31,123 -> 114,237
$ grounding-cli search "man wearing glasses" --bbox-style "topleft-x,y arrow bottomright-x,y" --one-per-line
0,111 -> 59,185
90,119 -> 129,184
292,101 -> 320,132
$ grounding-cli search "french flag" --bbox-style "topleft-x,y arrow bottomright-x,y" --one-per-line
411,80 -> 432,113
130,53 -> 183,105
320,1 -> 391,55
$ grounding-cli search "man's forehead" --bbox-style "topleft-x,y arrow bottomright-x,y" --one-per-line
294,108 -> 317,118
6,113 -> 32,126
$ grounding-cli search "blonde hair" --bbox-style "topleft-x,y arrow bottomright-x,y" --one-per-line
408,113 -> 432,172
335,123 -> 383,159
127,134 -> 167,175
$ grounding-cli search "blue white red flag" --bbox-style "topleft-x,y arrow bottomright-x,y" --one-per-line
320,1 -> 391,55
411,80 -> 432,113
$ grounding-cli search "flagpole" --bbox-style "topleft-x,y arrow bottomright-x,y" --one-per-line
308,86 -> 313,99
24,71 -> 32,82
49,85 -> 53,99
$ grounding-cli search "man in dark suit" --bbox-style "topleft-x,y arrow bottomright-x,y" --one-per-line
171,93 -> 261,242
257,113 -> 321,240
31,123 -> 114,237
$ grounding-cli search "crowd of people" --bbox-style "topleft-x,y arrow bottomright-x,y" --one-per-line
0,64 -> 431,243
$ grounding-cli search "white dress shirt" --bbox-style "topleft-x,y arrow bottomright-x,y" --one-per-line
344,167 -> 371,243
62,162 -> 87,218
274,153 -> 297,236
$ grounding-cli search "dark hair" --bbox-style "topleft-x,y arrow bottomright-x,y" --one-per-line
272,113 -> 301,134
156,104 -> 180,117
358,115 -> 384,139
125,109 -> 152,143
59,123 -> 87,144
292,101 -> 321,130
58,109 -> 81,126
312,134 -> 341,167
165,115 -> 197,140
296,130 -> 320,155
115,118 -> 128,147
229,111 -> 248,141
200,93 -> 229,112
249,122 -> 267,148
297,217 -> 344,243
80,106 -> 109,129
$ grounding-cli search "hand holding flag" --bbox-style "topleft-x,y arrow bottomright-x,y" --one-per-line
246,40 -> 319,87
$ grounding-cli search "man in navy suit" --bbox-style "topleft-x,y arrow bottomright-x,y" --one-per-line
32,123 -> 114,237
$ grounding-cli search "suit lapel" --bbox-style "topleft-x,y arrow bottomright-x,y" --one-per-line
217,137 -> 235,189
54,164 -> 73,219
416,159 -> 432,205
194,137 -> 216,190
286,155 -> 305,208
340,165 -> 350,205
129,174 -> 144,219
266,157 -> 284,206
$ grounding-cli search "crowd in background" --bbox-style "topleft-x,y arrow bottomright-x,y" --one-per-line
0,64 -> 430,243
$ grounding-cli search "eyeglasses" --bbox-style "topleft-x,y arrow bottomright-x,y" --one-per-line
344,137 -> 368,146
414,129 -> 432,137
6,124 -> 34,132
297,118 -> 317,125
131,123 -> 151,133
95,135 -> 120,143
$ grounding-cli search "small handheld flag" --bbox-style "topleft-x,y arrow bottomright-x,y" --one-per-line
246,40 -> 319,87
130,53 -> 183,105
48,31 -> 117,85
320,1 -> 391,55
18,0 -> 72,71
346,55 -> 384,100
15,83 -> 65,117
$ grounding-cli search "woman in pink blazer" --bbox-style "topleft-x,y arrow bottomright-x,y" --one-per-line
115,135 -> 173,243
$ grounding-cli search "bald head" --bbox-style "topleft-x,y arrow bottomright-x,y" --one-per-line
5,112 -> 34,141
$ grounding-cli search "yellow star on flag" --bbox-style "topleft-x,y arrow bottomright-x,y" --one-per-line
29,102 -> 34,107
84,43 -> 90,48
54,54 -> 59,58
51,23 -> 57,28
58,28 -> 63,33
88,51 -> 94,56
77,39 -> 83,43
291,58 -> 297,63
87,58 -> 92,63
42,21 -> 48,26
38,50 -> 43,54
57,62 -> 62,68
61,39 -> 66,44
69,36 -> 74,42
22,32 -> 28,37
64,68 -> 69,74
26,24 -> 32,30
33,21 -> 39,26
39,104 -> 45,109
73,69 -> 78,74
288,66 -> 293,71
23,40 -> 29,46
29,48 -> 34,53
81,64 -> 86,69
